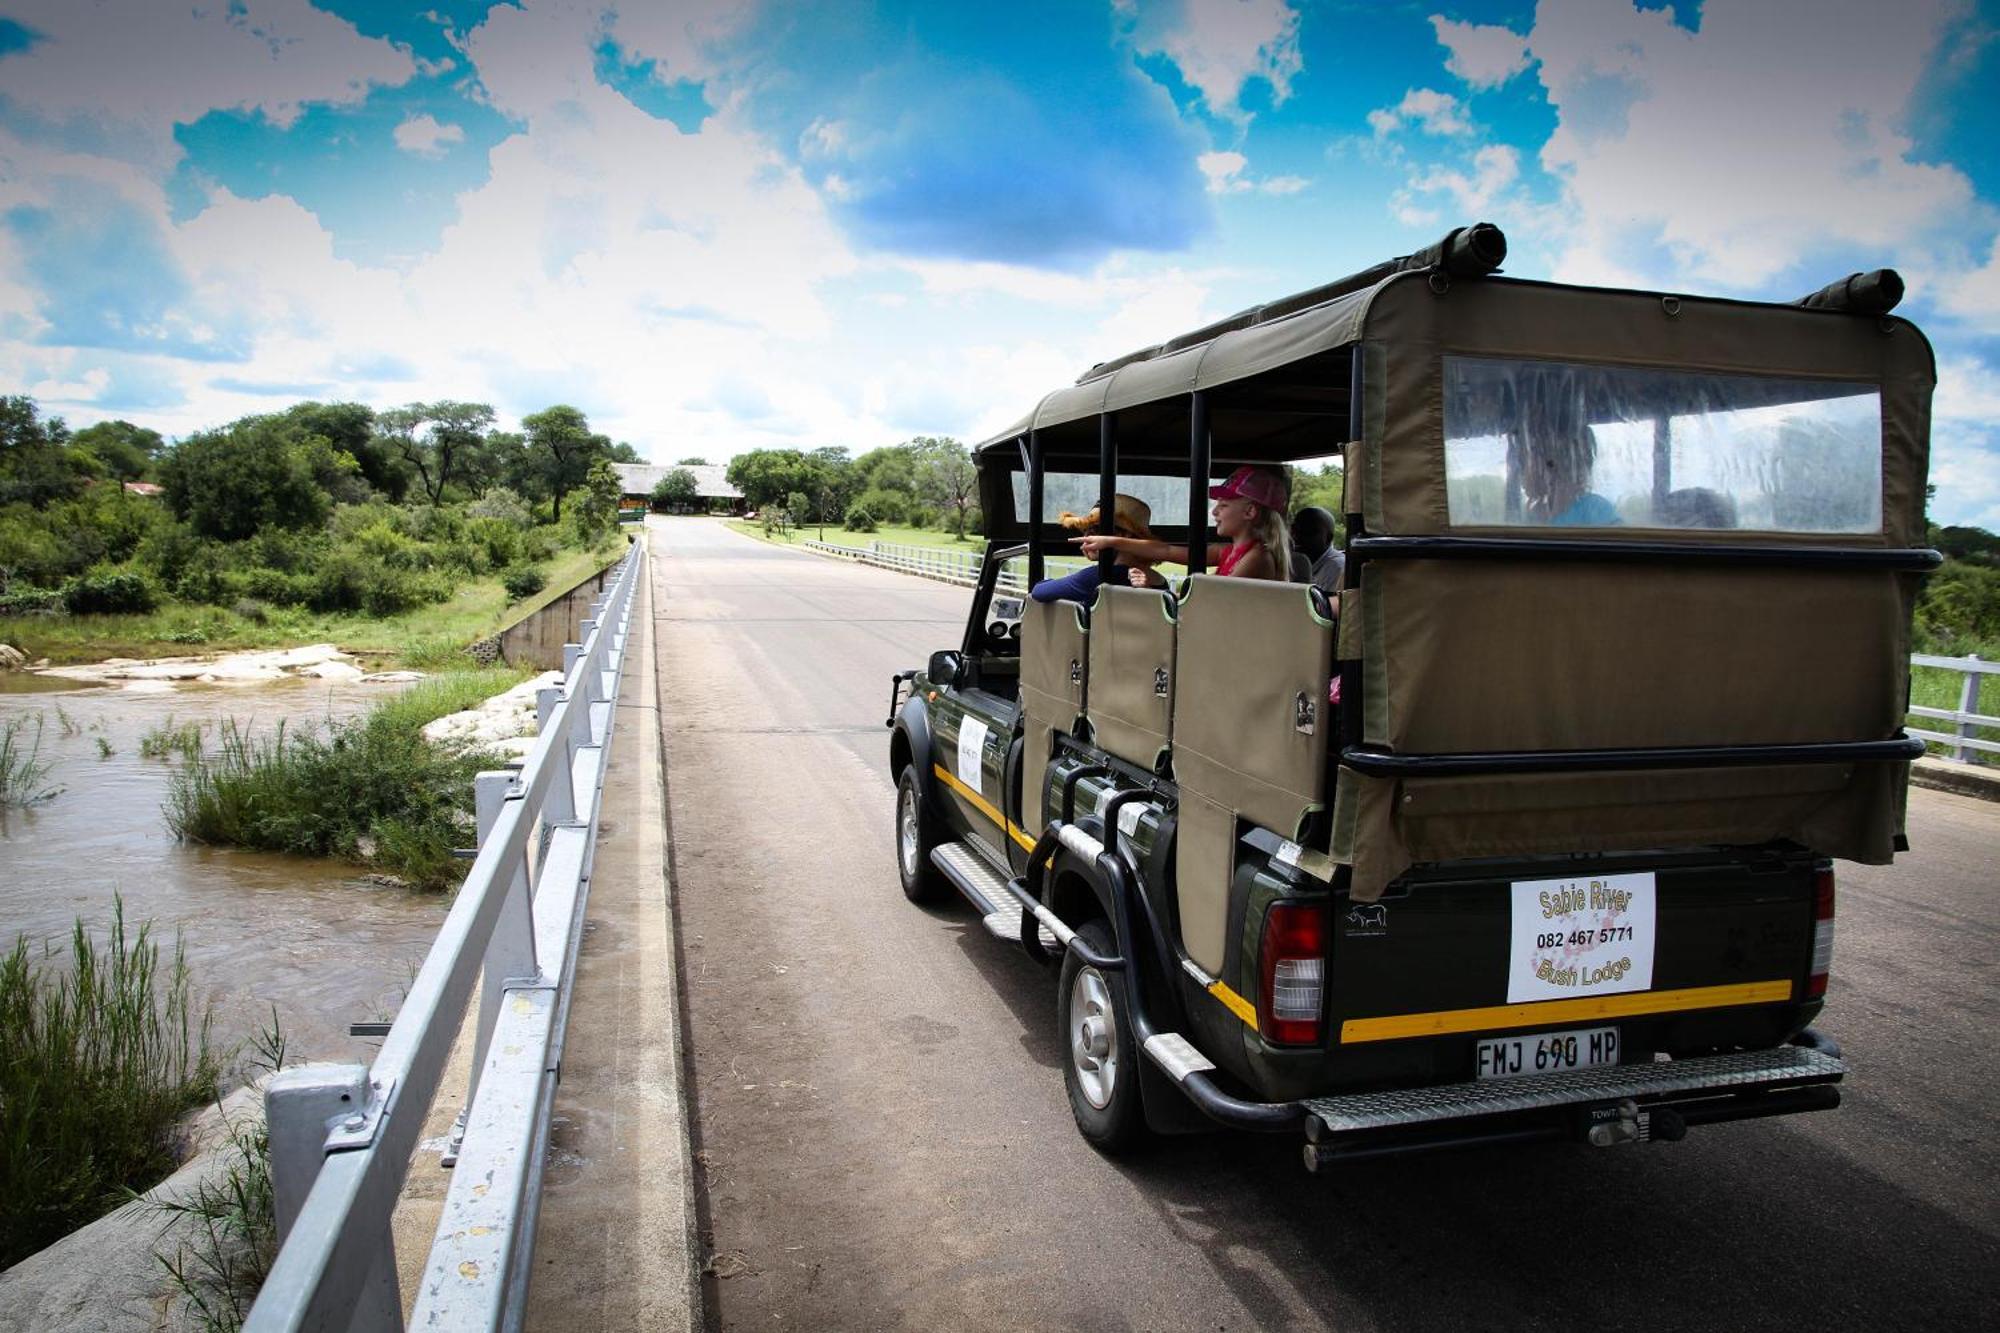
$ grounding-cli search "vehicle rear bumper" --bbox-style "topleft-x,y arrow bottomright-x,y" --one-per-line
1144,1035 -> 1846,1166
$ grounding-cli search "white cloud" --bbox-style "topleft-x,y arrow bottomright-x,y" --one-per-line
0,0 -> 415,167
393,114 -> 465,157
1198,149 -> 1309,195
1428,15 -> 1531,89
1368,88 -> 1473,138
1931,234 -> 2000,333
1127,0 -> 1304,123
1526,0 -> 1977,289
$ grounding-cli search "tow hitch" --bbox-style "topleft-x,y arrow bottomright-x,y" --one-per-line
1582,1100 -> 1687,1147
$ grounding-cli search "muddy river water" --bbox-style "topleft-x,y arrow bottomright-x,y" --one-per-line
0,676 -> 448,1068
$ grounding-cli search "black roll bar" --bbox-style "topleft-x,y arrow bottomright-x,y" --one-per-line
1341,734 -> 1926,779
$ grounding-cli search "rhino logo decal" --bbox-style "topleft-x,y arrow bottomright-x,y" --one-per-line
1345,903 -> 1389,933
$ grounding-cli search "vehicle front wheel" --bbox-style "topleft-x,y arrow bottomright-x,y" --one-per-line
895,766 -> 950,904
1058,918 -> 1146,1152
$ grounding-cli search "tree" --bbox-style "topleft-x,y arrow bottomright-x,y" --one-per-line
522,405 -> 606,521
676,456 -> 709,466
381,401 -> 495,506
283,402 -> 400,498
159,417 -> 328,540
652,467 -> 700,512
605,440 -> 643,463
69,420 -> 164,486
0,396 -> 83,506
570,458 -> 622,539
911,436 -> 976,538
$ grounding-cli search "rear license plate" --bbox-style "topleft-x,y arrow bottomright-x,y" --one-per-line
1475,1026 -> 1619,1080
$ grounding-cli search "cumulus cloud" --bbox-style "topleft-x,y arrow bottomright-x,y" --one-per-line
1367,88 -> 1473,138
1525,0 -> 1977,289
1928,357 -> 2000,527
1428,15 -> 1531,89
0,0 -> 414,166
1125,0 -> 1304,122
393,114 -> 465,157
1198,149 -> 1309,195
1391,144 -> 1520,226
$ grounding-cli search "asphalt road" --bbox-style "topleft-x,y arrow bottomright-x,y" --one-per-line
650,516 -> 2000,1332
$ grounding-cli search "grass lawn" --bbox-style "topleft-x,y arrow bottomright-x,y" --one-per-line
725,519 -> 983,551
0,544 -> 619,670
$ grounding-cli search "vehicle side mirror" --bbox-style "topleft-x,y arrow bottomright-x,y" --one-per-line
928,650 -> 963,686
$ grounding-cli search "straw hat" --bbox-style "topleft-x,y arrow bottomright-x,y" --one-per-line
1058,494 -> 1154,540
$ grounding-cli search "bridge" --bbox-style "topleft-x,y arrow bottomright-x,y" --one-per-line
246,516 -> 2000,1330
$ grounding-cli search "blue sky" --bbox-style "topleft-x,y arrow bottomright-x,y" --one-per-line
2,0 -> 1998,525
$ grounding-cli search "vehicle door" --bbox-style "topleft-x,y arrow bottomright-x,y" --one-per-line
931,681 -> 1020,864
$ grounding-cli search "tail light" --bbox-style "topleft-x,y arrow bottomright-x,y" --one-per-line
1259,902 -> 1325,1046
1806,865 -> 1836,999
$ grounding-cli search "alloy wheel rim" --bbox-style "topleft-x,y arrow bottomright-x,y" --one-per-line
1069,967 -> 1118,1110
897,785 -> 919,879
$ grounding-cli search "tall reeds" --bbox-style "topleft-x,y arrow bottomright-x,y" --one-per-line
0,900 -> 220,1268
0,713 -> 60,807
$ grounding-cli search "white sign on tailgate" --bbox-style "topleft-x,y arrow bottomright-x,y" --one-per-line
1506,871 -> 1657,1004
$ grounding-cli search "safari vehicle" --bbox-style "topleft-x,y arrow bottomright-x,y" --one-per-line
886,223 -> 1936,1168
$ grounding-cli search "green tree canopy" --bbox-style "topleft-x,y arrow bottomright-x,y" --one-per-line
69,420 -> 164,485
0,395 -> 82,506
910,436 -> 976,537
160,416 -> 330,540
652,467 -> 700,511
676,456 -> 709,466
523,405 -> 607,521
380,400 -> 496,506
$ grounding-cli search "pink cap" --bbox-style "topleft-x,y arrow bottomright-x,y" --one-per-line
1209,465 -> 1288,510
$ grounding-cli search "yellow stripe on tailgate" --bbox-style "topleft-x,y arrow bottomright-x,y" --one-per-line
1339,979 -> 1795,1044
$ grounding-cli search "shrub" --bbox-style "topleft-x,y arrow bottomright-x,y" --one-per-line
501,565 -> 547,600
232,598 -> 270,624
64,566 -> 159,615
906,504 -> 939,529
466,488 -> 533,527
843,506 -> 878,533
0,901 -> 220,1268
0,584 -> 64,616
849,487 -> 909,526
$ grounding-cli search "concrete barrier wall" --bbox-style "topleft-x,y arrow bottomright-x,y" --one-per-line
474,545 -> 631,670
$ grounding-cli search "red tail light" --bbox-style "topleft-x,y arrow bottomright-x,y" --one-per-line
1259,902 -> 1325,1046
1806,865 -> 1836,999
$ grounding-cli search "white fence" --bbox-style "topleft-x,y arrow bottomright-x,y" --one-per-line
802,538 -> 1085,591
1909,653 -> 1998,765
246,544 -> 644,1332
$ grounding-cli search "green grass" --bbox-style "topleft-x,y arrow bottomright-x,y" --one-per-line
727,519 -> 981,551
164,667 -> 529,890
141,718 -> 208,761
1,714 -> 61,807
0,899 -> 221,1269
1910,635 -> 2000,764
0,544 -> 618,670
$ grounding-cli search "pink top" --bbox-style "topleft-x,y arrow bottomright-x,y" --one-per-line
1215,541 -> 1256,576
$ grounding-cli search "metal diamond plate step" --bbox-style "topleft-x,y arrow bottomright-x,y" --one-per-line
932,843 -> 1057,950
1304,1045 -> 1846,1134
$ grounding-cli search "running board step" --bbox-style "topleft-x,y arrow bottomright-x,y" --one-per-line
1303,1044 -> 1847,1135
930,842 -> 1058,950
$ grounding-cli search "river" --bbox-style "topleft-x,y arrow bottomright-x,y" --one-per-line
0,676 -> 449,1070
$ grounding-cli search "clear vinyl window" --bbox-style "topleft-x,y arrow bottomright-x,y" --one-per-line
1443,356 -> 1883,533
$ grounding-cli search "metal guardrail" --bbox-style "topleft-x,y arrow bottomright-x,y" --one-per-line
1909,652 -> 1998,764
801,538 -> 1085,592
247,544 -> 644,1332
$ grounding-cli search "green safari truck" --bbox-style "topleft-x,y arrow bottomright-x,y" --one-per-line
887,223 -> 1936,1169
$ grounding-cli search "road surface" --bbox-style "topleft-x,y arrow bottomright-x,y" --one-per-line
649,516 -> 1999,1332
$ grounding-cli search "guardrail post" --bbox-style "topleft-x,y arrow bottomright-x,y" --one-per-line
446,772 -> 541,1167
1954,655 -> 1981,762
266,1065 -> 402,1330
537,684 -> 577,824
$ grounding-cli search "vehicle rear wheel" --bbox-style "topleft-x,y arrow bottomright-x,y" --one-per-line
895,766 -> 950,904
1058,918 -> 1146,1152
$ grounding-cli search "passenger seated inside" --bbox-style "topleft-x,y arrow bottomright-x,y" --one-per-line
1073,465 -> 1294,583
1509,382 -> 1620,527
1659,486 -> 1738,529
1293,506 -> 1344,609
1030,494 -> 1161,604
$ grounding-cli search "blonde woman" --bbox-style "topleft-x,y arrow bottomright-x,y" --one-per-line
1073,466 -> 1292,582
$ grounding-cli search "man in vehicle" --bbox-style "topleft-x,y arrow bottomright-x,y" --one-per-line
1292,506 -> 1343,598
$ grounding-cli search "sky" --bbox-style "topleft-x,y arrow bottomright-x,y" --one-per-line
2,0 -> 1998,526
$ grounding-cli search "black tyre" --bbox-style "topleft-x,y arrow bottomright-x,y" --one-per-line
1058,918 -> 1146,1152
895,766 -> 950,904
